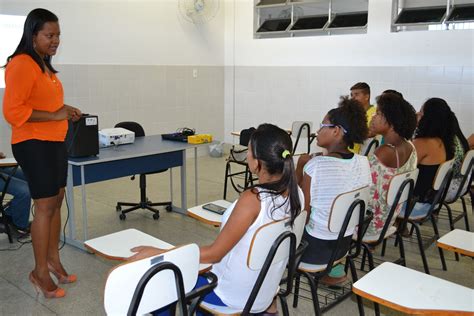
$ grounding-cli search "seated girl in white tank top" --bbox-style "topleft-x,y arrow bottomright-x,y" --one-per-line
130,124 -> 304,314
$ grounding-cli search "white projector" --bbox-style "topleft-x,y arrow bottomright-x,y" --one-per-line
98,127 -> 135,147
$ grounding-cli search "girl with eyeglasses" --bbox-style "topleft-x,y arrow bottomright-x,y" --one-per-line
300,97 -> 371,286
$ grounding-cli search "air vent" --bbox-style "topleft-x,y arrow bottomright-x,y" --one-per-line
257,18 -> 291,32
395,7 -> 446,25
328,12 -> 368,29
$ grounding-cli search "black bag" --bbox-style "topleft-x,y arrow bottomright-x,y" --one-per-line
239,127 -> 256,147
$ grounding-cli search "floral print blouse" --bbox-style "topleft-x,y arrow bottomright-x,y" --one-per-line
366,142 -> 418,237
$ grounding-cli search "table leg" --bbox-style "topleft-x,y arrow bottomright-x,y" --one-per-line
66,164 -> 76,240
169,168 -> 174,204
81,165 -> 89,242
194,147 -> 198,206
170,150 -> 188,215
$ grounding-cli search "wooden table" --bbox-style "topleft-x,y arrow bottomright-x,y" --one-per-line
352,262 -> 474,315
85,228 -> 211,272
187,200 -> 233,227
0,158 -> 18,167
437,229 -> 474,257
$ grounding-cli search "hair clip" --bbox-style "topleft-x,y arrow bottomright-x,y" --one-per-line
282,150 -> 291,159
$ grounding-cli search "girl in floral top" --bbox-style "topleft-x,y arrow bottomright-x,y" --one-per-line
365,93 -> 418,238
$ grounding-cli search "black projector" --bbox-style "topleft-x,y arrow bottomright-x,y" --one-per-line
66,114 -> 99,158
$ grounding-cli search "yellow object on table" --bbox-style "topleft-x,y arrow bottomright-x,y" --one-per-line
188,134 -> 213,144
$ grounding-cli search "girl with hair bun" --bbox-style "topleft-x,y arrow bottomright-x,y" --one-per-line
300,97 -> 371,286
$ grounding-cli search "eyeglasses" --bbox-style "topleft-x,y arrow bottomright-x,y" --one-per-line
319,123 -> 348,134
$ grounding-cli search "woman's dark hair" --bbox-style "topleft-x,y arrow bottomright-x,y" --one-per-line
415,98 -> 457,159
376,93 -> 417,139
382,89 -> 404,99
3,8 -> 58,73
329,96 -> 368,147
249,124 -> 301,226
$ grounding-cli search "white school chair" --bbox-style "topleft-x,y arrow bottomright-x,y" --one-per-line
400,159 -> 454,275
293,186 -> 369,316
104,243 -> 215,315
199,210 -> 307,316
359,169 -> 419,271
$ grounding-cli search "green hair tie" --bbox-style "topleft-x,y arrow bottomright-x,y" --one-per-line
282,150 -> 291,159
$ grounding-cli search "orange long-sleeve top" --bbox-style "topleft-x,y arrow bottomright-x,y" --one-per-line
3,54 -> 67,144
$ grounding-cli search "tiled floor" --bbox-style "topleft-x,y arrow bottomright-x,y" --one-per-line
0,153 -> 472,315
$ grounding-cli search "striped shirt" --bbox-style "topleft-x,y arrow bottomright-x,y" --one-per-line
304,154 -> 371,240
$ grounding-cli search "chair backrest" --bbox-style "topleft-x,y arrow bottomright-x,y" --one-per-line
363,138 -> 380,156
375,169 -> 419,243
291,121 -> 312,154
239,127 -> 256,147
433,159 -> 455,191
328,186 -> 369,234
323,186 -> 369,273
387,169 -> 419,208
247,210 -> 307,270
104,244 -> 199,315
115,121 -> 145,137
425,159 -> 455,217
457,149 -> 474,197
242,211 -> 306,314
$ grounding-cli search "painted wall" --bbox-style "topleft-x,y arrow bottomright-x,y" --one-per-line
224,0 -> 474,144
0,0 -> 225,65
0,0 -> 226,155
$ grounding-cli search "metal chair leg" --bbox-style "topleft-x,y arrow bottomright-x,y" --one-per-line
223,162 -> 230,199
381,239 -> 387,257
431,217 -> 447,271
306,274 -> 321,316
444,203 -> 455,231
412,222 -> 430,274
397,234 -> 406,266
360,247 -> 367,271
292,273 -> 300,308
278,295 -> 289,316
461,196 -> 470,231
348,258 -> 365,316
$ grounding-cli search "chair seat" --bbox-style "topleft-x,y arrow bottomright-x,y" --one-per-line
298,256 -> 346,273
199,286 -> 280,315
362,226 -> 397,243
200,302 -> 243,315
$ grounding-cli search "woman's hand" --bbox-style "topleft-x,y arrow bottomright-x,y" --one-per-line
128,246 -> 166,261
53,105 -> 82,121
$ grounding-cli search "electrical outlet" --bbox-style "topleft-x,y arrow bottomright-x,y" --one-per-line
193,68 -> 198,78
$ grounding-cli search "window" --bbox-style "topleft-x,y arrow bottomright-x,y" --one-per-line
328,12 -> 368,29
291,15 -> 328,31
255,0 -> 369,38
256,0 -> 286,7
392,0 -> 474,32
395,7 -> 446,25
256,18 -> 291,33
447,4 -> 474,22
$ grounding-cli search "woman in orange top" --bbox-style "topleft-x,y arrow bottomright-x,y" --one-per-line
3,8 -> 81,299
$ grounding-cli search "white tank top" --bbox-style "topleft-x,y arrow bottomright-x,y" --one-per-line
211,187 -> 304,312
